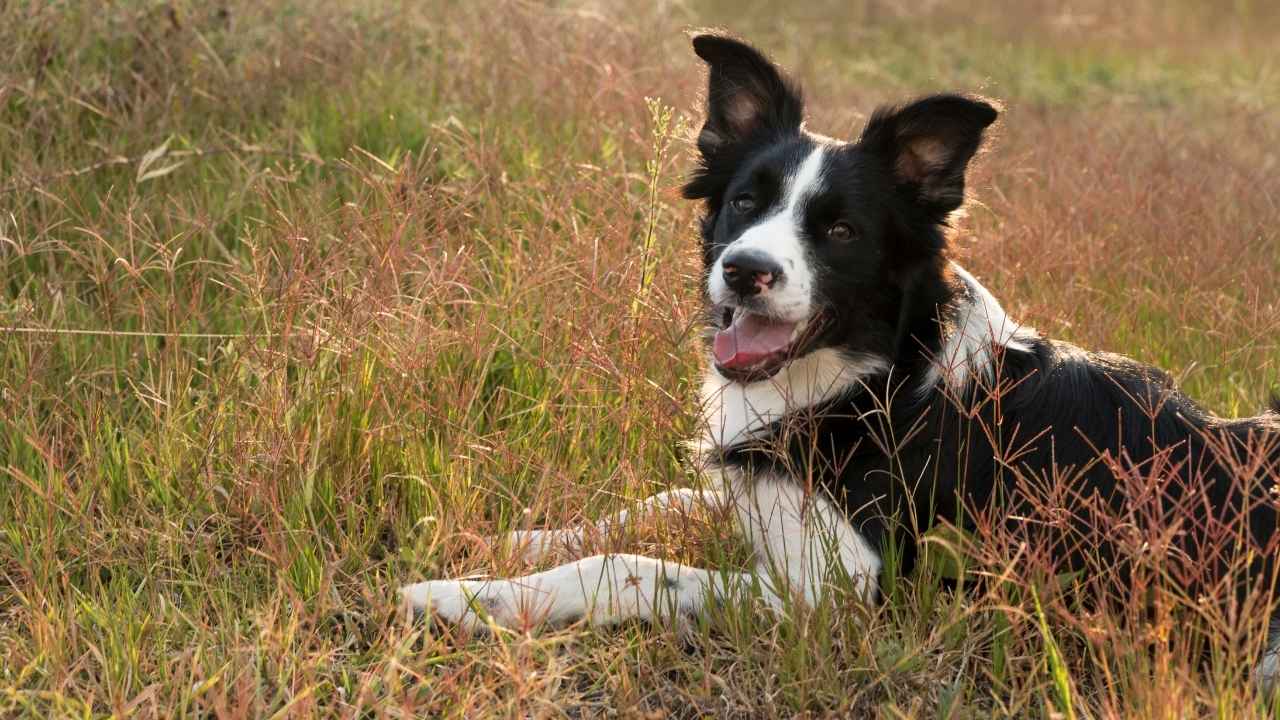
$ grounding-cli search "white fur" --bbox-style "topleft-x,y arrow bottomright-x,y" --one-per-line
699,347 -> 889,448
698,143 -> 889,448
503,487 -> 731,565
401,470 -> 882,630
497,479 -> 881,606
400,553 -> 782,633
708,146 -> 827,323
735,476 -> 881,604
920,262 -> 1037,394
1257,624 -> 1280,691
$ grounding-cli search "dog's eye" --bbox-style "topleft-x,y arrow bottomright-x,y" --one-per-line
827,222 -> 855,242
729,195 -> 756,214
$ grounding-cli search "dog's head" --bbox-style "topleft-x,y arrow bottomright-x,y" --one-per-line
684,33 -> 998,385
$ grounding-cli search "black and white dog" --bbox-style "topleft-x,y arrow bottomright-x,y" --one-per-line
402,34 -> 1280,682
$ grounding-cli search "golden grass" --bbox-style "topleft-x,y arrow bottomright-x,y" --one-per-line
1,0 -> 1278,717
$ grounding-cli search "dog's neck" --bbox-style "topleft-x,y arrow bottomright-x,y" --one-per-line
919,263 -> 1035,395
697,347 -> 889,450
695,261 -> 1034,451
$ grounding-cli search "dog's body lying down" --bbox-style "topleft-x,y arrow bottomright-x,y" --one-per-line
401,33 -> 1280,685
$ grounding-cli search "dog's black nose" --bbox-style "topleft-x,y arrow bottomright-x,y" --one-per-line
721,250 -> 782,297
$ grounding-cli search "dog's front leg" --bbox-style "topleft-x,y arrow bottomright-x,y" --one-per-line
503,486 -> 734,565
736,478 -> 882,606
400,553 -> 781,632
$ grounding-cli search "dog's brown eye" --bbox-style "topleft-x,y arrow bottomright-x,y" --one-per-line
827,222 -> 855,242
730,195 -> 756,214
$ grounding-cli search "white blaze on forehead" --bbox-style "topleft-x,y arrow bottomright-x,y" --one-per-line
780,145 -> 828,214
708,145 -> 828,323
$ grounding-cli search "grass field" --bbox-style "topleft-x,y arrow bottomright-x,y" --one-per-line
3,1 -> 1280,717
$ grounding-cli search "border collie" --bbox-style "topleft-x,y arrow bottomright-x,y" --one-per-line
401,33 -> 1280,684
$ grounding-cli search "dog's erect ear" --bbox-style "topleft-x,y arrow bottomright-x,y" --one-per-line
859,94 -> 999,216
690,33 -> 804,157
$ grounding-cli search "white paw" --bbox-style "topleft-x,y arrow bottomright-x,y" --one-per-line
399,580 -> 495,632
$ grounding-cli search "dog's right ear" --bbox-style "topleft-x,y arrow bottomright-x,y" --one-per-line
689,33 -> 804,159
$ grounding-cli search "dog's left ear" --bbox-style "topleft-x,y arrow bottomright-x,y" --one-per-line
859,94 -> 999,217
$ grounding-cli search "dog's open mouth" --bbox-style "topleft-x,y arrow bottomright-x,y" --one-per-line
713,307 -> 826,383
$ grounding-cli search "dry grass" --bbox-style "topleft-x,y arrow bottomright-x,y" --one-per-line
1,0 -> 1279,717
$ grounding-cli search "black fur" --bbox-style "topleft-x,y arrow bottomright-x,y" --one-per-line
686,32 -> 1280,653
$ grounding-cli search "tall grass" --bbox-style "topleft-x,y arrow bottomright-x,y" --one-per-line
2,0 -> 1278,716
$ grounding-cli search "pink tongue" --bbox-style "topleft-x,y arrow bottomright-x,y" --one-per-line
714,313 -> 799,369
